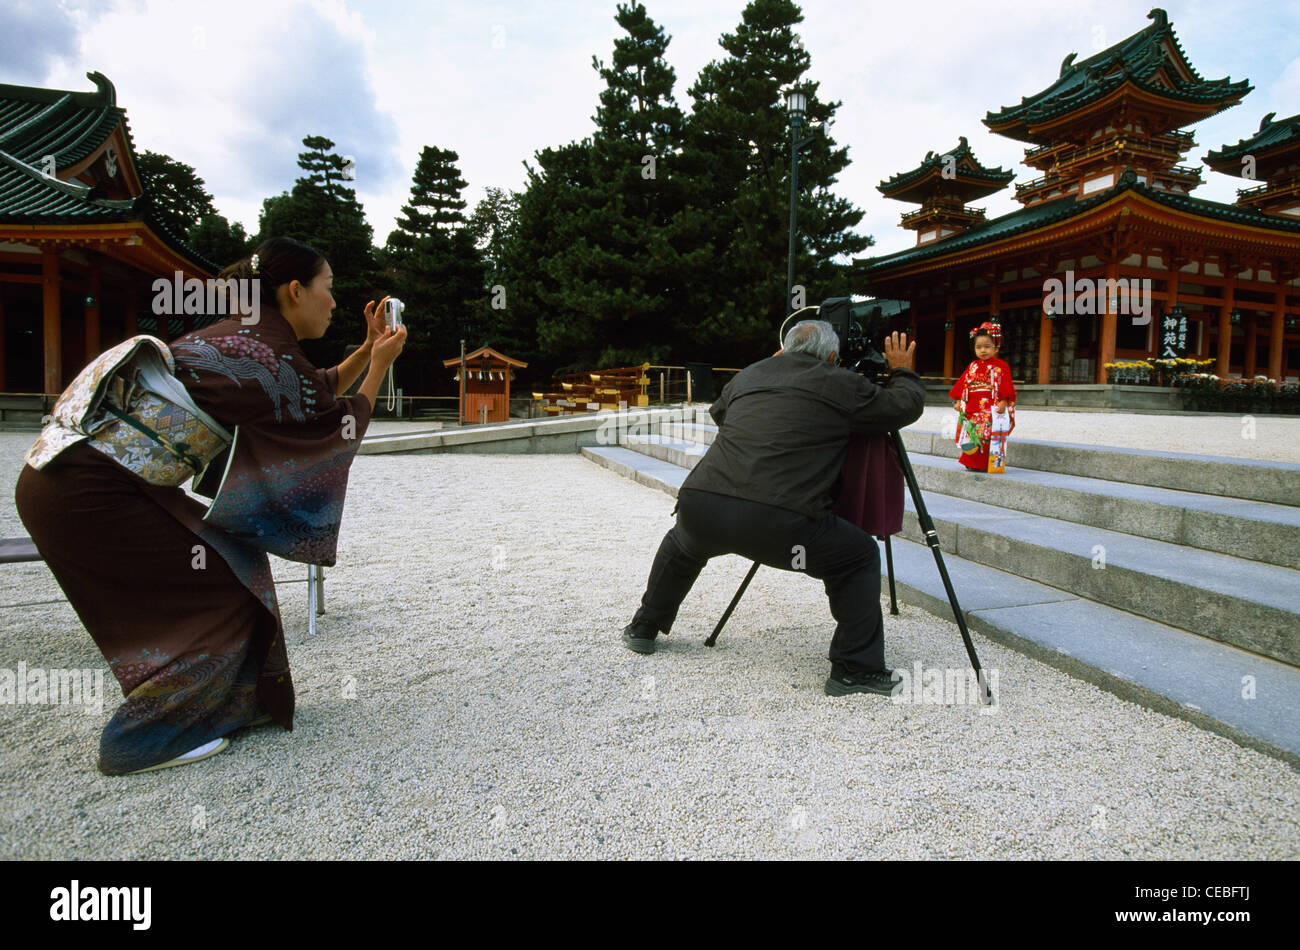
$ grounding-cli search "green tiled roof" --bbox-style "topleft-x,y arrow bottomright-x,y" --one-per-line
0,72 -> 218,273
856,172 -> 1300,275
984,8 -> 1250,142
879,136 -> 1015,197
1205,112 -> 1300,168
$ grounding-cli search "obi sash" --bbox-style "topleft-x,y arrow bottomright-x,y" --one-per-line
25,335 -> 231,487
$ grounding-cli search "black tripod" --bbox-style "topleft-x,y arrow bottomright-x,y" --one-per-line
703,429 -> 993,703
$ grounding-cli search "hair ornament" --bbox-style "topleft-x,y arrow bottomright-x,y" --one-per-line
969,320 -> 1001,346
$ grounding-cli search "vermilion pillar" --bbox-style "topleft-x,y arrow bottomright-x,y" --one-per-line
943,297 -> 956,381
41,246 -> 61,394
85,261 -> 101,359
1216,273 -> 1234,377
1268,297 -> 1285,382
0,288 -> 7,392
1038,307 -> 1053,383
1097,259 -> 1119,382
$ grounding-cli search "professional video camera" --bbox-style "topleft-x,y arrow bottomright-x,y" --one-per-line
815,297 -> 904,380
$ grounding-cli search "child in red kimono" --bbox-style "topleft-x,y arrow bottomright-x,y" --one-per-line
949,322 -> 1016,472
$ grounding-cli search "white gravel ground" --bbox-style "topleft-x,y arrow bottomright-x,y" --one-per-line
0,410 -> 1297,860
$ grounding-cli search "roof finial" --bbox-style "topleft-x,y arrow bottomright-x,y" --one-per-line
1060,52 -> 1077,77
1147,8 -> 1168,28
1259,111 -> 1276,131
86,71 -> 116,105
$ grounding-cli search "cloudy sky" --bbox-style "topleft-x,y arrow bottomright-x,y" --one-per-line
3,0 -> 1298,259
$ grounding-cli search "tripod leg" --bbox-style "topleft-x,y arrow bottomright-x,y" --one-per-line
882,534 -> 899,615
889,430 -> 993,704
705,560 -> 760,647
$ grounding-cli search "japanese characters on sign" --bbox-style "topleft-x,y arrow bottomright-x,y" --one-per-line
1161,310 -> 1188,358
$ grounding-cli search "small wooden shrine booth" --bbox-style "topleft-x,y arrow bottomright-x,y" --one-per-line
443,346 -> 527,424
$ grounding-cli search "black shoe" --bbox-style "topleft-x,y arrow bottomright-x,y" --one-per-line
824,663 -> 899,697
622,621 -> 659,655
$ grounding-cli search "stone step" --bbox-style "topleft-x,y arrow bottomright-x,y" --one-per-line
578,444 -> 1300,766
898,490 -> 1300,667
624,433 -> 708,471
904,451 -> 1300,570
898,430 -> 1299,507
621,430 -> 1300,570
581,445 -> 688,494
643,419 -> 1299,507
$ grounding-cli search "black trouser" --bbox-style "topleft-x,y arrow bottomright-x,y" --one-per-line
632,488 -> 886,670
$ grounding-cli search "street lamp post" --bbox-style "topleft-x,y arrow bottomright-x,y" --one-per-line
784,86 -> 816,317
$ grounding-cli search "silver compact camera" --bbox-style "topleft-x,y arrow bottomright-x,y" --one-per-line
383,298 -> 405,328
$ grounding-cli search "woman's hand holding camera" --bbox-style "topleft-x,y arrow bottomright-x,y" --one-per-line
372,324 -> 406,365
361,297 -> 391,350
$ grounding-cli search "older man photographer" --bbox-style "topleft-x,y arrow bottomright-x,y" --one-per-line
622,320 -> 925,696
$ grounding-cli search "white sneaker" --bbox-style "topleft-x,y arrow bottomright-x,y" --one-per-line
126,737 -> 229,774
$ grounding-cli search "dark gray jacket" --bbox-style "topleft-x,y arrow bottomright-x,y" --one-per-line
681,352 -> 926,520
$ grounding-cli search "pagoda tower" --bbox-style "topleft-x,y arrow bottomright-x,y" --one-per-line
984,8 -> 1250,207
1203,112 -> 1300,218
878,137 -> 1014,246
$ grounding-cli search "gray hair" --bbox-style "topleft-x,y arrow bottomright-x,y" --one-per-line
782,320 -> 840,361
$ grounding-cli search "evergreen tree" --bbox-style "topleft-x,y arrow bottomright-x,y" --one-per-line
256,135 -> 378,364
535,1 -> 691,368
135,150 -> 217,240
463,187 -> 525,359
467,187 -> 519,280
686,0 -> 870,364
382,147 -> 486,386
186,213 -> 251,269
495,142 -> 595,375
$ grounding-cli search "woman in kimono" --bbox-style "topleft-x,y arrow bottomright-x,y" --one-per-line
14,237 -> 406,774
949,321 -> 1015,473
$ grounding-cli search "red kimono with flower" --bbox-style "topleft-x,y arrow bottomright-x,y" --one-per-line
949,357 -> 1016,471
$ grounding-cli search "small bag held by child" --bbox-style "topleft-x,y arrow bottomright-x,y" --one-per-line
987,407 -> 1012,473
956,412 -> 982,454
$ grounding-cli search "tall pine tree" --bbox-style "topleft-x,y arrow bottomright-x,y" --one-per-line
687,0 -> 870,364
534,1 -> 692,369
496,142 -> 595,376
257,135 -> 378,363
383,146 -> 485,383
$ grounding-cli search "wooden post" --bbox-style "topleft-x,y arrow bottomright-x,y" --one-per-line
943,297 -> 956,381
41,246 -> 61,394
0,287 -> 7,392
1244,313 -> 1258,379
1217,274 -> 1235,377
1268,294 -> 1285,382
85,260 -> 101,360
124,283 -> 138,337
1038,306 -> 1053,384
1097,259 -> 1119,382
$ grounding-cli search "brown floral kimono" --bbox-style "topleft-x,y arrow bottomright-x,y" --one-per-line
15,305 -> 371,774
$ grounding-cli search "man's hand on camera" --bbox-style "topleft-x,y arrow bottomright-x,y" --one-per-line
884,331 -> 916,372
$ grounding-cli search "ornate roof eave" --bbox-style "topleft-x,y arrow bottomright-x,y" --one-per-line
879,136 -> 1016,198
984,9 -> 1248,141
1205,112 -> 1300,171
0,220 -> 217,279
988,74 -> 1252,143
856,179 -> 1300,284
